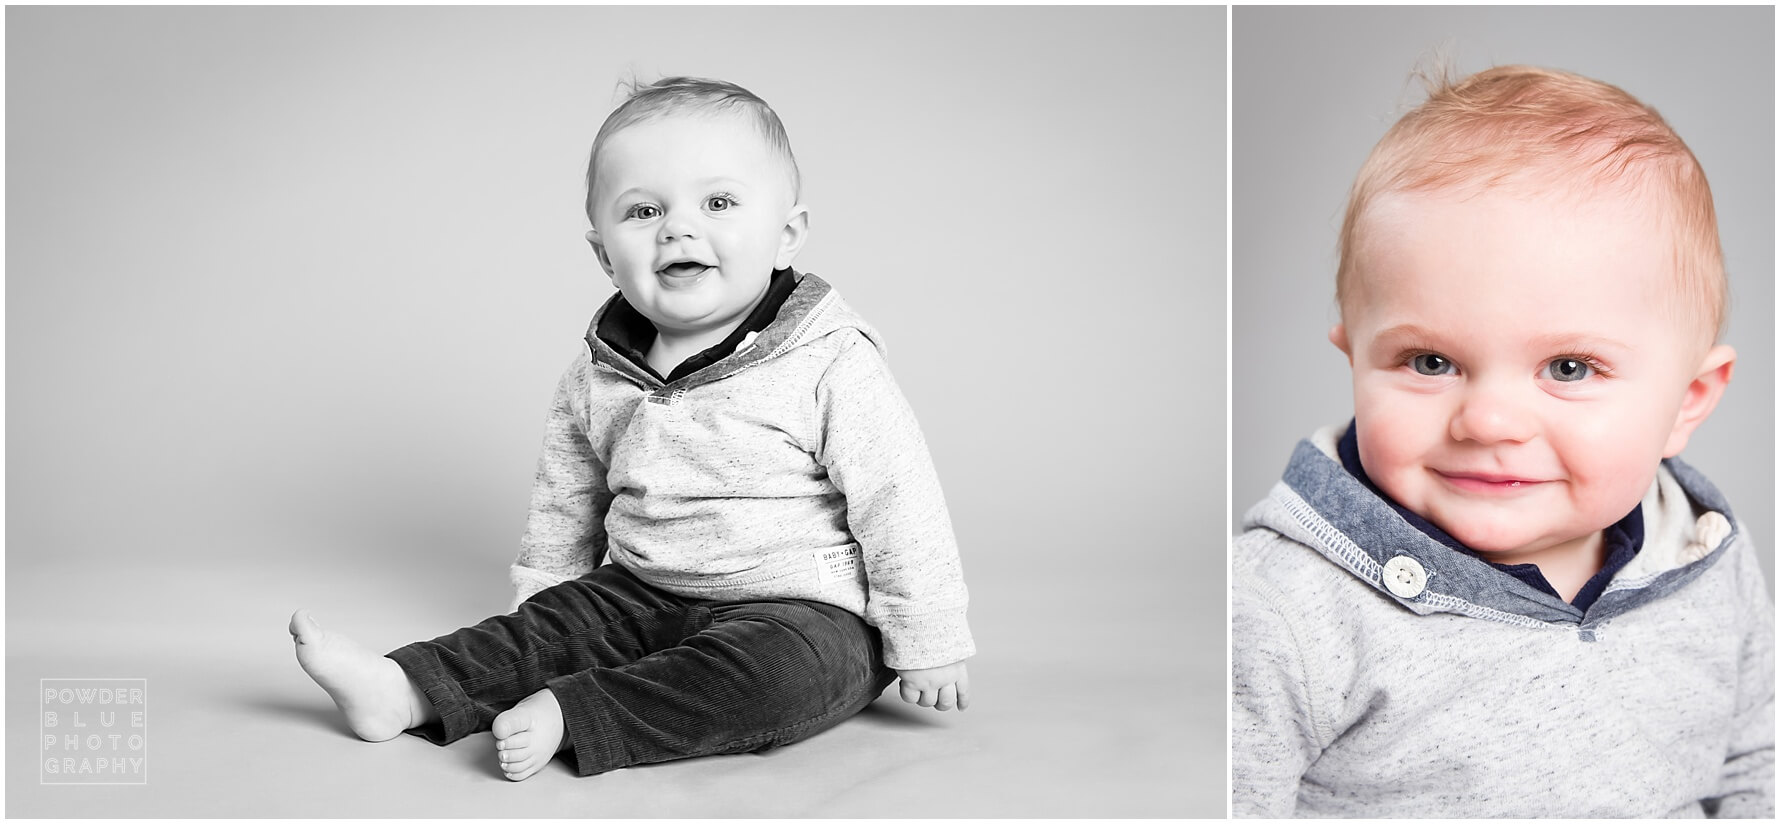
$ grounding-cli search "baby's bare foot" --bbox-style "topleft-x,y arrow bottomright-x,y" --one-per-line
491,688 -> 569,781
289,609 -> 434,742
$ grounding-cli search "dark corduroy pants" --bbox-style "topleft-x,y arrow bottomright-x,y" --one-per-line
386,563 -> 895,776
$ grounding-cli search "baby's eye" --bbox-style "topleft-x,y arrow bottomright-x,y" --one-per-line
1410,353 -> 1455,376
1545,357 -> 1594,382
626,204 -> 661,220
705,195 -> 735,212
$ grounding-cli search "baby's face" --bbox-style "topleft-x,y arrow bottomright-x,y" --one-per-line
1336,187 -> 1725,561
587,112 -> 804,340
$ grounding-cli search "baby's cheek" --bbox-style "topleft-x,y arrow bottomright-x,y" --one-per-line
1559,425 -> 1663,519
1355,423 -> 1426,503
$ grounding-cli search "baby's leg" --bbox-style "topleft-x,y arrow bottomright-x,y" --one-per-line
383,565 -> 694,755
541,598 -> 895,777
289,609 -> 438,741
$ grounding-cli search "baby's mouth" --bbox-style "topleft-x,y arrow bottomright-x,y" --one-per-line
658,262 -> 712,279
1433,469 -> 1548,493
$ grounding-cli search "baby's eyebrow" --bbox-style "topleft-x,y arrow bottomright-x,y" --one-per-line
1371,324 -> 1633,354
610,180 -> 750,201
1369,323 -> 1442,349
1522,332 -> 1634,354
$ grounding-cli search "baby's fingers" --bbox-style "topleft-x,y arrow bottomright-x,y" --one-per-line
899,680 -> 922,705
935,684 -> 958,711
956,674 -> 971,711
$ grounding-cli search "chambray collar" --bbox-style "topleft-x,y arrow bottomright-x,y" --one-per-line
597,268 -> 799,383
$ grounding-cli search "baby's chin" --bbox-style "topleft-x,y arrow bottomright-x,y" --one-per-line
1429,515 -> 1600,560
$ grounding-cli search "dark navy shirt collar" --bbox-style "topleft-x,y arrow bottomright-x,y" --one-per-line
1336,422 -> 1642,611
597,267 -> 798,383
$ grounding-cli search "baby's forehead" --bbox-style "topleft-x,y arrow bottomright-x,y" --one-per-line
1358,179 -> 1675,254
1348,188 -> 1715,343
597,111 -> 795,186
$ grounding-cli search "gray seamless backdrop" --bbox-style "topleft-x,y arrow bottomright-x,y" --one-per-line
1233,5 -> 1777,590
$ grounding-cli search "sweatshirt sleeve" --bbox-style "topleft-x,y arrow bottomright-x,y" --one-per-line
1232,553 -> 1324,818
508,353 -> 612,611
813,331 -> 974,670
1706,533 -> 1775,818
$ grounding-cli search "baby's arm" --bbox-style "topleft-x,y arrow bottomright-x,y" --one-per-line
896,660 -> 971,712
1231,558 -> 1324,817
509,354 -> 613,610
813,332 -> 976,680
1705,536 -> 1775,818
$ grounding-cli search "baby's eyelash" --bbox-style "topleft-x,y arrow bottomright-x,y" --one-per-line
1392,348 -> 1449,367
1391,349 -> 1458,377
1554,352 -> 1613,377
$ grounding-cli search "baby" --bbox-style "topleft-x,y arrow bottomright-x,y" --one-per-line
1232,66 -> 1773,817
291,77 -> 974,781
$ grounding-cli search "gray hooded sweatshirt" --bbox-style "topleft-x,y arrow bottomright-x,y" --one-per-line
508,272 -> 974,671
1233,425 -> 1774,817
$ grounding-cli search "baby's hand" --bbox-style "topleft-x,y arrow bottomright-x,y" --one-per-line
894,660 -> 971,711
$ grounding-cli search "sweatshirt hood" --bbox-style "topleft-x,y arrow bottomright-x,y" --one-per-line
582,270 -> 885,390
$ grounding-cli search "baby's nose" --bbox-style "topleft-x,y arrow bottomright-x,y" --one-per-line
658,209 -> 699,242
1449,382 -> 1537,444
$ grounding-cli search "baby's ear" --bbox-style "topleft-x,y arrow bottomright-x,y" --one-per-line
1329,324 -> 1354,364
774,205 -> 811,269
1663,344 -> 1736,458
585,228 -> 615,278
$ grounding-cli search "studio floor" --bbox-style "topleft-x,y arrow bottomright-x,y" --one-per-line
7,535 -> 1220,818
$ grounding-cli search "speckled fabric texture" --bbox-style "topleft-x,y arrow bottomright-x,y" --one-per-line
507,272 -> 973,671
1233,425 -> 1774,818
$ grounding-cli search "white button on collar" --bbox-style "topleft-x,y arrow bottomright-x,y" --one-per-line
1382,555 -> 1428,599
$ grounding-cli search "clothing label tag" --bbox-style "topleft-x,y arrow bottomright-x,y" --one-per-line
814,546 -> 862,587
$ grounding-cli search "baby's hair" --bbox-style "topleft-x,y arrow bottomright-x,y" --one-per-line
583,76 -> 800,220
1337,64 -> 1726,343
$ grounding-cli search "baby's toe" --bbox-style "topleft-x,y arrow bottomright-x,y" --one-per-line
490,709 -> 530,740
496,731 -> 531,751
289,609 -> 322,644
